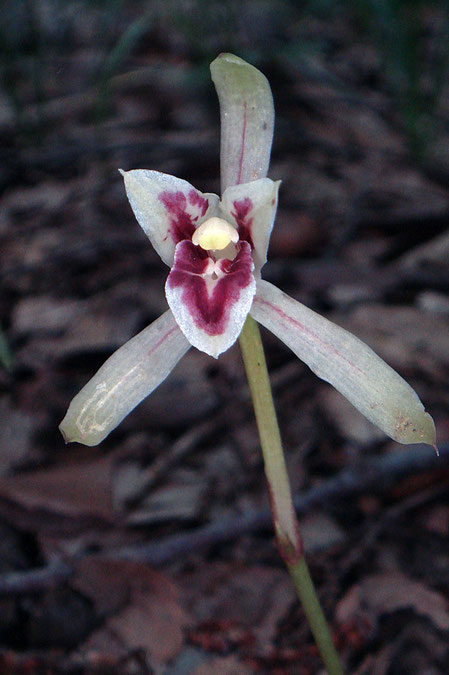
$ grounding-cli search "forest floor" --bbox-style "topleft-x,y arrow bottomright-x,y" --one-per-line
1,2 -> 449,673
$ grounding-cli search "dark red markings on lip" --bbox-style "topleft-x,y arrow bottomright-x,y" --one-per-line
231,197 -> 254,249
167,241 -> 254,336
159,190 -> 208,243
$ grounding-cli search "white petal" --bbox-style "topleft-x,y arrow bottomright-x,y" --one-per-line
121,169 -> 219,266
210,53 -> 274,192
220,178 -> 280,272
251,280 -> 436,446
59,310 -> 190,446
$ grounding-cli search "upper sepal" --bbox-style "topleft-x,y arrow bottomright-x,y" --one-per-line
165,240 -> 256,358
220,178 -> 281,273
121,169 -> 219,266
210,53 -> 275,192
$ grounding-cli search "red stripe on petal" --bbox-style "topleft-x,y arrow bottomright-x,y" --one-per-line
232,197 -> 254,249
237,101 -> 247,185
188,189 -> 209,216
253,293 -> 365,376
159,190 -> 206,243
167,241 -> 254,336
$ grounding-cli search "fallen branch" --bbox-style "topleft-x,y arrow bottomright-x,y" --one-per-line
118,442 -> 447,565
0,442 -> 446,597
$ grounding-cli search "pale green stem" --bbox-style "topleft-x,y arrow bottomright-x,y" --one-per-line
239,315 -> 345,675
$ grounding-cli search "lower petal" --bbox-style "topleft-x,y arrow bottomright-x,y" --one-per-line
59,310 -> 190,446
251,280 -> 436,446
166,241 -> 256,358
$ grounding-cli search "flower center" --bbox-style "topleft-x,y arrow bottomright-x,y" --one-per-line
192,217 -> 239,251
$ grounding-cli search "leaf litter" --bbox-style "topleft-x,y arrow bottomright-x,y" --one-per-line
0,1 -> 449,672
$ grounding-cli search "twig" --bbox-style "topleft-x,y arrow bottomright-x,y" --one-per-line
126,415 -> 228,508
0,561 -> 72,596
118,442 -> 448,566
0,442 -> 446,597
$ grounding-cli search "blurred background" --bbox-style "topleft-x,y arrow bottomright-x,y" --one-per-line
1,0 -> 449,672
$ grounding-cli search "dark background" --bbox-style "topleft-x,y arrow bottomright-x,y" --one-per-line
1,1 -> 449,673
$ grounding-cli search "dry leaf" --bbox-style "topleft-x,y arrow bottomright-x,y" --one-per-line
193,655 -> 253,675
337,571 -> 449,632
78,560 -> 189,664
0,453 -> 115,521
72,559 -> 130,617
186,563 -> 294,647
337,305 -> 449,374
0,399 -> 40,475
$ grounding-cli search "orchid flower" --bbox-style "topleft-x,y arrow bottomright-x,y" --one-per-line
60,54 -> 436,450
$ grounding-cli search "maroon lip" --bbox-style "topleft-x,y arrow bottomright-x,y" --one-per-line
166,240 -> 254,336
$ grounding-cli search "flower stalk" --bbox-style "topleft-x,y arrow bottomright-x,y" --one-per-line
239,315 -> 345,674
239,315 -> 301,561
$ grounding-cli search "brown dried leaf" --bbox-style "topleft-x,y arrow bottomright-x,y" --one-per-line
422,505 -> 449,537
337,571 -> 449,631
186,563 -> 294,647
0,453 -> 114,521
79,561 -> 189,664
12,296 -> 85,336
72,559 -> 130,617
0,399 -> 40,474
193,655 -> 253,675
336,305 -> 449,374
